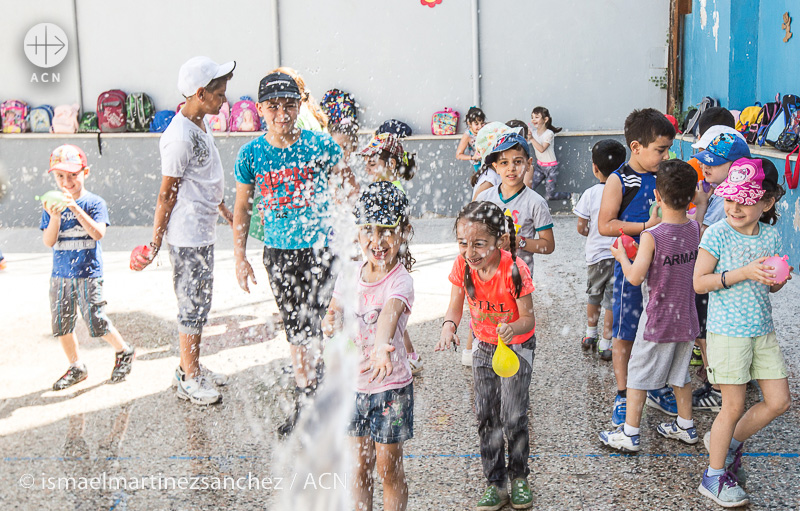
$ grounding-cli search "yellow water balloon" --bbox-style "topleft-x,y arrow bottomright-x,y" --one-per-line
492,336 -> 520,378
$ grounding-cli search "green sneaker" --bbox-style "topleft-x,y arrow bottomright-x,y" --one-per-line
510,478 -> 533,509
476,484 -> 508,511
690,344 -> 704,366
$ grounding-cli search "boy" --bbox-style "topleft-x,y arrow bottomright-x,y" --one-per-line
573,139 -> 627,359
598,108 -> 676,427
42,144 -> 135,390
599,160 -> 701,452
232,71 -> 349,436
131,56 -> 235,405
476,131 -> 556,276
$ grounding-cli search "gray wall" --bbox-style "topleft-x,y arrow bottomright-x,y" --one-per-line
2,0 -> 668,132
0,133 -> 625,227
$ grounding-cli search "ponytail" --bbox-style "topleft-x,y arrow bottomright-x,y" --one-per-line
531,106 -> 562,134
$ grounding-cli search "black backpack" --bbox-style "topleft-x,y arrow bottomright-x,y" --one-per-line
377,119 -> 413,138
683,96 -> 720,137
760,94 -> 800,147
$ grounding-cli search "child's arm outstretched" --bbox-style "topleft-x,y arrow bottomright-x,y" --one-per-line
496,293 -> 536,343
436,284 -> 466,350
694,249 -> 794,294
609,231 -> 654,286
597,174 -> 659,237
369,298 -> 408,383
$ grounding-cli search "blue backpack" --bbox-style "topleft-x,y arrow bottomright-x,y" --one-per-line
150,110 -> 176,133
28,105 -> 54,133
758,94 -> 800,146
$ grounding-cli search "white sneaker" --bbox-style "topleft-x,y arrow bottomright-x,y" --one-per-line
657,420 -> 699,445
174,364 -> 228,387
176,374 -> 221,405
461,347 -> 474,367
407,353 -> 423,375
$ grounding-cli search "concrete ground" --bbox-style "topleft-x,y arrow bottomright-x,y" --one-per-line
1,216 -> 798,510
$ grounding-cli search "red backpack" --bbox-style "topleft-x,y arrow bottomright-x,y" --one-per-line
97,90 -> 127,132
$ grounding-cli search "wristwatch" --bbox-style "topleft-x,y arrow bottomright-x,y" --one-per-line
519,237 -> 527,249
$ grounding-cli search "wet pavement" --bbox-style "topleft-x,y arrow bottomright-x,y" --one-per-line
1,216 -> 798,510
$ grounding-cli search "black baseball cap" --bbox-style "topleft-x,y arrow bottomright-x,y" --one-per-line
354,181 -> 409,228
258,72 -> 302,103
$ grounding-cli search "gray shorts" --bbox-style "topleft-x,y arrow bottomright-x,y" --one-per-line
50,277 -> 111,337
627,339 -> 694,390
169,245 -> 214,335
586,258 -> 614,309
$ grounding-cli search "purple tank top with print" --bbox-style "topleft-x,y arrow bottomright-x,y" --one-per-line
642,221 -> 701,343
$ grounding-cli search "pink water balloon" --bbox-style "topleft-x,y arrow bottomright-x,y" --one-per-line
764,255 -> 790,283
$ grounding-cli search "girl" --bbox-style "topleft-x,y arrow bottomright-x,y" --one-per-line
329,119 -> 361,202
694,158 -> 792,508
436,201 -> 536,510
456,106 -> 487,172
323,182 -> 415,511
359,133 -> 421,374
528,106 -> 570,200
471,122 -> 516,201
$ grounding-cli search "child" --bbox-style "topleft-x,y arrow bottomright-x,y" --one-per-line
436,201 -> 536,510
359,133 -> 421,374
328,119 -> 361,202
232,71 -> 349,435
597,108 -> 676,427
528,106 -> 570,201
573,139 -> 627,359
456,106 -> 487,172
322,182 -> 415,511
471,122 -> 516,201
274,66 -> 328,132
41,144 -> 135,390
599,160 -> 701,453
694,158 -> 792,508
131,56 -> 234,405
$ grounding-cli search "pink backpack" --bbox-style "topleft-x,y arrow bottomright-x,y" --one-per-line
431,107 -> 460,135
97,89 -> 127,132
51,104 -> 80,134
1,100 -> 29,133
230,97 -> 260,132
205,101 -> 231,132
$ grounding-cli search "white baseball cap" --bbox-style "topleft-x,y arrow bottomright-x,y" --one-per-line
177,56 -> 236,97
691,124 -> 746,149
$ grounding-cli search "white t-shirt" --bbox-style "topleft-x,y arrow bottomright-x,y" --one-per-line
573,183 -> 616,264
530,129 -> 557,163
160,112 -> 224,247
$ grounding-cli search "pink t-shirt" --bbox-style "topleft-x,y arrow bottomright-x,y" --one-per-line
332,261 -> 414,394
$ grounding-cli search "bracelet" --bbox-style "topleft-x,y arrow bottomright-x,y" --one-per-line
442,319 -> 458,333
642,222 -> 647,233
149,242 -> 160,256
721,270 -> 730,289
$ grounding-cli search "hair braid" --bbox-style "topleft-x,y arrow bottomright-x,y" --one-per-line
505,215 -> 523,298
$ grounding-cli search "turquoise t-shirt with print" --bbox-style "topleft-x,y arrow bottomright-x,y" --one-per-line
235,130 -> 342,250
700,220 -> 782,337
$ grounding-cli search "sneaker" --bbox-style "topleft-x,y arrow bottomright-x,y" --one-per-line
476,484 -> 509,511
110,347 -> 135,382
693,383 -> 722,412
176,375 -> 221,405
703,432 -> 747,487
581,336 -> 597,351
611,394 -> 627,427
461,347 -> 474,367
174,364 -> 228,387
599,425 -> 640,453
646,386 -> 678,416
656,420 -> 699,445
278,385 -> 316,438
598,346 -> 612,361
53,365 -> 88,391
698,469 -> 749,508
407,353 -> 424,375
690,344 -> 704,366
510,478 -> 533,509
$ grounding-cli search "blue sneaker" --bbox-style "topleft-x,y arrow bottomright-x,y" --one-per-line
599,425 -> 640,453
704,432 -> 748,488
612,394 -> 627,427
698,469 -> 749,507
646,386 -> 677,416
656,420 -> 699,445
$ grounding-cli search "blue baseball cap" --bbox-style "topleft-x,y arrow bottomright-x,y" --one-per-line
484,132 -> 531,166
694,133 -> 751,166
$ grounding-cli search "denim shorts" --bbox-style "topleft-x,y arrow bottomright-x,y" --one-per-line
349,383 -> 414,444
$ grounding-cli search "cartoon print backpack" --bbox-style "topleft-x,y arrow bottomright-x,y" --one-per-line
431,107 -> 460,135
735,103 -> 761,135
97,89 -> 127,132
774,109 -> 800,152
125,92 -> 156,132
205,101 -> 230,132
230,96 -> 260,132
51,104 -> 80,134
149,110 -> 176,133
78,112 -> 99,133
320,89 -> 358,125
28,105 -> 55,133
1,100 -> 30,133
758,94 -> 800,147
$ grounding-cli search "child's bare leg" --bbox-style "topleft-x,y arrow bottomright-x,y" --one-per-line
624,389 -> 647,428
612,338 -> 634,390
586,303 -> 600,329
402,330 -> 414,355
351,436 -> 376,511
709,384 -> 746,469
289,343 -> 319,388
179,332 -> 202,379
672,383 -> 693,421
602,309 -> 613,341
731,378 -> 791,442
101,325 -> 128,352
376,442 -> 408,511
59,333 -> 80,364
